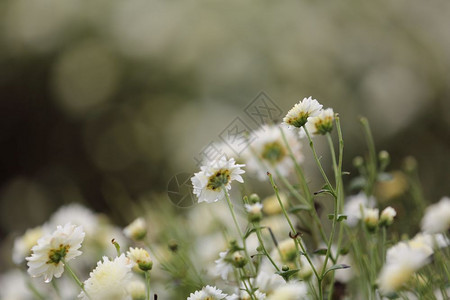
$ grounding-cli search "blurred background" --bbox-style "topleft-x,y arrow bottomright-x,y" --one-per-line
0,0 -> 449,267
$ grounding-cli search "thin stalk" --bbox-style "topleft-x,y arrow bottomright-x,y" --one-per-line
145,271 -> 151,300
63,260 -> 90,299
360,117 -> 377,196
26,280 -> 46,300
224,189 -> 256,275
254,223 -> 280,272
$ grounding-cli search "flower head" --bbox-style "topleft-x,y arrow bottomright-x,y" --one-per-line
26,223 -> 85,283
79,254 -> 133,300
244,124 -> 303,180
245,203 -> 263,222
363,208 -> 379,231
127,280 -> 146,300
13,226 -> 45,265
380,206 -> 397,227
421,196 -> 450,233
305,108 -> 334,135
127,247 -> 153,271
283,97 -> 323,128
191,156 -> 245,203
344,192 -> 376,227
187,285 -> 228,300
124,218 -> 147,241
267,281 -> 308,300
215,250 -> 234,280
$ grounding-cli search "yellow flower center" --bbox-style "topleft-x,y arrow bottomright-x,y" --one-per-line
207,169 -> 231,191
47,244 -> 70,265
261,141 -> 286,163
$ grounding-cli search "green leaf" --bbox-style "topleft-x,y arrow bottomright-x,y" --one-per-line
313,248 -> 328,255
337,214 -> 347,222
323,264 -> 350,277
314,184 -> 334,196
275,269 -> 299,281
244,227 -> 265,239
289,205 -> 312,213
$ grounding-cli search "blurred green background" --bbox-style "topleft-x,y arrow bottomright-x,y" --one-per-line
0,0 -> 449,250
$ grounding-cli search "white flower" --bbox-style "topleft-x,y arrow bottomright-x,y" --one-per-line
244,124 -> 303,180
191,156 -> 245,203
124,217 -> 147,240
254,271 -> 285,295
305,108 -> 334,135
187,285 -> 228,300
227,290 -> 266,300
79,254 -> 133,300
127,247 -> 153,271
421,196 -> 450,233
267,281 -> 309,300
0,269 -> 34,300
127,280 -> 146,300
344,192 -> 376,227
245,203 -> 263,222
13,226 -> 45,265
380,206 -> 397,226
378,242 -> 431,294
408,233 -> 449,253
26,223 -> 85,283
283,96 -> 323,128
363,208 -> 379,230
215,251 -> 233,280
48,203 -> 99,236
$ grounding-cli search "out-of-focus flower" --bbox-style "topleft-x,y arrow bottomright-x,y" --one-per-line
267,281 -> 309,300
278,239 -> 297,262
283,97 -> 323,128
124,218 -> 147,241
127,280 -> 146,300
79,254 -> 133,300
363,208 -> 379,231
0,269 -> 35,300
421,196 -> 450,234
377,242 -> 431,294
379,206 -> 397,227
245,203 -> 263,222
215,251 -> 234,281
127,247 -> 153,271
344,192 -> 376,227
48,203 -> 99,236
13,226 -> 45,265
191,156 -> 245,203
305,108 -> 334,135
244,124 -> 303,180
187,285 -> 228,300
26,223 -> 84,283
227,290 -> 266,300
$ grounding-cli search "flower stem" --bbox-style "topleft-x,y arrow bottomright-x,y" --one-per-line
145,271 -> 151,300
63,260 -> 90,299
254,222 -> 280,272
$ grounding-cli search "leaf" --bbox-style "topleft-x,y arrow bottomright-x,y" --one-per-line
313,248 -> 328,255
289,205 -> 312,213
244,227 -> 265,239
327,214 -> 347,222
349,176 -> 366,191
377,172 -> 393,182
275,269 -> 299,281
314,184 -> 334,196
323,264 -> 350,277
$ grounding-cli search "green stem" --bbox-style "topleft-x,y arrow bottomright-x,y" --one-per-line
26,280 -> 46,300
224,189 -> 256,275
254,223 -> 280,272
145,271 -> 151,300
64,261 -> 90,299
360,117 -> 377,196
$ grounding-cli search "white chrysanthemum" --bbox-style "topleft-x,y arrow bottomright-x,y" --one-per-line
127,280 -> 146,300
305,108 -> 334,135
215,251 -> 233,280
244,124 -> 303,180
267,281 -> 309,300
13,226 -> 45,265
124,217 -> 147,240
380,206 -> 397,226
127,247 -> 153,271
245,203 -> 263,214
254,271 -> 285,295
363,207 -> 379,230
48,203 -> 99,236
79,254 -> 133,300
191,156 -> 245,203
344,192 -> 376,227
227,290 -> 266,300
26,223 -> 85,283
408,233 -> 449,252
283,96 -> 323,128
378,242 -> 431,294
421,196 -> 450,233
187,285 -> 228,300
0,269 -> 34,300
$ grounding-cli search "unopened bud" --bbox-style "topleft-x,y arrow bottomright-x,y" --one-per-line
379,206 -> 396,227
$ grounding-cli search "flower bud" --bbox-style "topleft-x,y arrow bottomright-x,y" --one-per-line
363,208 -> 379,232
379,206 -> 396,227
353,156 -> 364,168
231,252 -> 247,268
124,218 -> 147,241
245,203 -> 263,222
248,193 -> 260,204
127,247 -> 153,271
127,281 -> 146,300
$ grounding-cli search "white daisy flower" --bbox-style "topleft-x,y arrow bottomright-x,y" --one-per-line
244,124 -> 303,180
127,280 -> 146,300
344,192 -> 376,227
245,203 -> 263,222
227,290 -> 266,300
191,156 -> 245,203
127,247 -> 153,271
79,254 -> 133,300
283,96 -> 323,128
124,217 -> 147,241
187,285 -> 228,300
254,271 -> 285,295
377,241 -> 431,294
421,196 -> 450,233
12,226 -> 45,265
267,281 -> 309,300
0,269 -> 34,300
214,251 -> 234,281
363,207 -> 379,231
305,108 -> 334,135
26,223 -> 85,283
